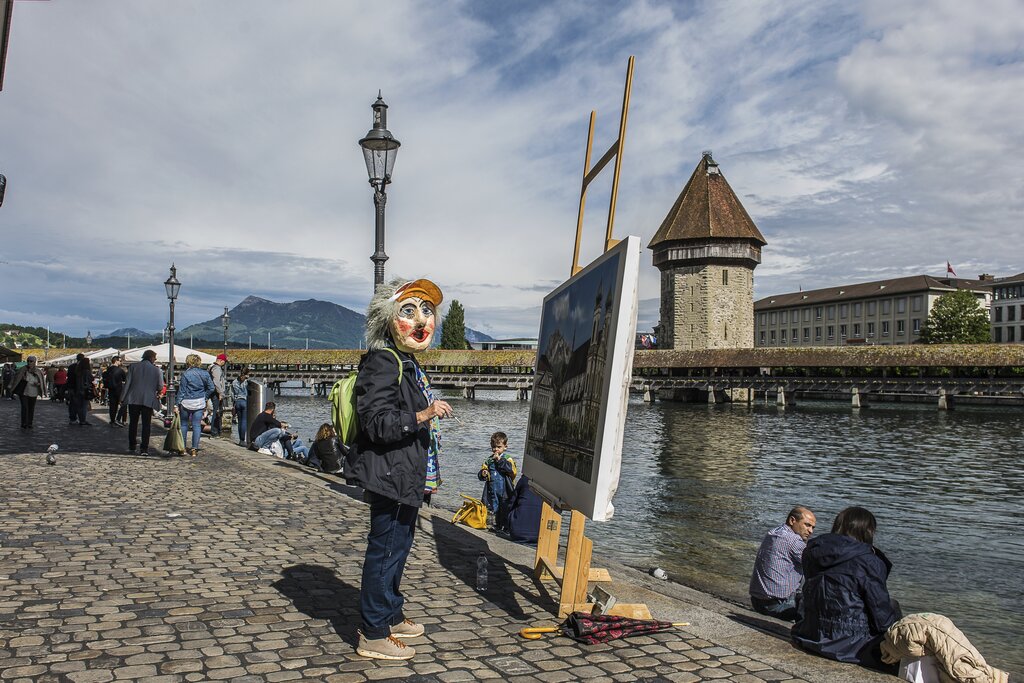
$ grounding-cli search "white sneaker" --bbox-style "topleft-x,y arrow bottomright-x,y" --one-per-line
356,632 -> 415,660
390,619 -> 425,639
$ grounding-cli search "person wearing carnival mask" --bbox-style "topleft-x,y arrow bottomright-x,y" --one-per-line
348,278 -> 454,661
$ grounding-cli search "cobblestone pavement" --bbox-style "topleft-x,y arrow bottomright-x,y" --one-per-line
1,399 -> 895,682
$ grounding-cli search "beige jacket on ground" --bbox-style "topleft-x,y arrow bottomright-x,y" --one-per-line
880,613 -> 1008,683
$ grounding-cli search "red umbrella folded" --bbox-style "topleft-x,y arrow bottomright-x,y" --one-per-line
520,612 -> 688,644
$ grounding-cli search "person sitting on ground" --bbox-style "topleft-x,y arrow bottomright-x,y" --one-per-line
749,505 -> 816,621
248,402 -> 309,462
792,506 -> 900,673
174,353 -> 215,457
308,422 -> 344,475
478,431 -> 516,531
506,474 -> 543,544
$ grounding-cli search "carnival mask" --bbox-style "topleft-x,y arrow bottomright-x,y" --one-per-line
391,296 -> 436,353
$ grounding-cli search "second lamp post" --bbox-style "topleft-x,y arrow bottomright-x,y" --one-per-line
164,264 -> 181,409
221,306 -> 230,353
358,92 -> 401,290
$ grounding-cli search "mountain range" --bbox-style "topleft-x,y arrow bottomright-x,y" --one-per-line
178,296 -> 493,349
98,328 -> 156,340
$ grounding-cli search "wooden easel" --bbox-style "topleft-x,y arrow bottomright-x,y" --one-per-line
532,56 -> 651,620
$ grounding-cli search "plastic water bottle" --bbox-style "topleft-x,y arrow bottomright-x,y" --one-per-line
476,553 -> 488,592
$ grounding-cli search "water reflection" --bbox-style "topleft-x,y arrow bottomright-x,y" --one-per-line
271,390 -> 1023,675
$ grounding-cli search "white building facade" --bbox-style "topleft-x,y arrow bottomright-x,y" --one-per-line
754,275 -> 992,347
991,272 -> 1024,343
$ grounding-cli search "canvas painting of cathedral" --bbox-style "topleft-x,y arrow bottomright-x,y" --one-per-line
523,236 -> 640,522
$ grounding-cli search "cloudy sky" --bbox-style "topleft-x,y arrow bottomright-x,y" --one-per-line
2,0 -> 1022,339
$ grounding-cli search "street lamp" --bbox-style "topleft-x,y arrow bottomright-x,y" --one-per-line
164,264 -> 181,409
221,306 -> 230,353
358,92 -> 401,290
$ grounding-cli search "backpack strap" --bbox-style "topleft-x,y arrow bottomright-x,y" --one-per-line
381,347 -> 403,385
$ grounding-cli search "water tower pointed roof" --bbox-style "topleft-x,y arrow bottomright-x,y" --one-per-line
648,152 -> 766,248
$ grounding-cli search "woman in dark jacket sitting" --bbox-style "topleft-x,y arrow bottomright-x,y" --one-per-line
792,506 -> 900,672
308,422 -> 344,474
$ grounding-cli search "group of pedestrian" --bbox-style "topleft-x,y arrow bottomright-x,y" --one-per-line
749,506 -> 1006,679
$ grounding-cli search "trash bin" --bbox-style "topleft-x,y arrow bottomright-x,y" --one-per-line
246,381 -> 268,446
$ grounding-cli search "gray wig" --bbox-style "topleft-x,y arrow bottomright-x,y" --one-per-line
364,277 -> 405,351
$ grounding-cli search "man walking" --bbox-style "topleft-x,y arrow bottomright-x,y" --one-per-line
209,353 -> 228,437
102,356 -> 127,427
121,350 -> 164,456
749,506 -> 816,621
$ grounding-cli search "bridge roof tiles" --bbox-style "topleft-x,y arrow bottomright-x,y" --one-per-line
635,345 -> 1024,368
17,345 -> 1024,371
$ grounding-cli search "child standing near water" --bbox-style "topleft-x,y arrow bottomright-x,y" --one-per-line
479,431 -> 517,531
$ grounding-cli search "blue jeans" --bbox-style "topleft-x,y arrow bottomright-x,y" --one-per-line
180,407 -> 203,450
751,593 -> 800,622
291,438 -> 309,461
253,427 -> 294,458
360,491 -> 418,639
233,400 -> 247,443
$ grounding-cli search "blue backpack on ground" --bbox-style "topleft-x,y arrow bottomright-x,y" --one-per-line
329,347 -> 402,446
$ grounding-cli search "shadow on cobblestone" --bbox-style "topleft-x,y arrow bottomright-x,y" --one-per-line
272,564 -> 362,646
728,611 -> 792,642
0,398 -> 168,456
429,516 -> 549,619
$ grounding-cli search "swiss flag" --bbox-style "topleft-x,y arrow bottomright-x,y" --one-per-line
946,261 -> 957,277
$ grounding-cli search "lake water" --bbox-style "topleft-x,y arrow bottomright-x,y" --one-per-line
269,387 -> 1024,675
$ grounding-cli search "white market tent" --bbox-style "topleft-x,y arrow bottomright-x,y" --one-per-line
43,347 -> 120,366
121,343 -> 217,365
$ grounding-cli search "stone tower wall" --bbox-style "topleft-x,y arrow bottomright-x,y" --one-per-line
660,264 -> 754,350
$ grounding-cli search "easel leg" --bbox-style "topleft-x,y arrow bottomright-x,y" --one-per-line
560,510 -> 592,617
534,501 -> 561,580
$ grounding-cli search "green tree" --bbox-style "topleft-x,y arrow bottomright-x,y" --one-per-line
917,290 -> 991,344
440,300 -> 469,350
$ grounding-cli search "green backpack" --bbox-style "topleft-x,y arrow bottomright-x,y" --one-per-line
329,347 -> 403,445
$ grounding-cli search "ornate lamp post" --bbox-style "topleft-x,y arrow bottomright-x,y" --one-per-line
221,306 -> 230,353
358,92 -> 401,290
164,264 -> 181,409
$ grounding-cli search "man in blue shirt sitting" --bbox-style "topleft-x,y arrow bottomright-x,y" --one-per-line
749,506 -> 816,621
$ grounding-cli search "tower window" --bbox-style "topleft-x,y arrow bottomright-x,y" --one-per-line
722,269 -> 728,285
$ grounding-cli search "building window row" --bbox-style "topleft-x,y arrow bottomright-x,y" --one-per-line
994,286 -> 1022,301
994,326 -> 1024,343
760,297 -> 925,327
993,305 -> 1024,323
